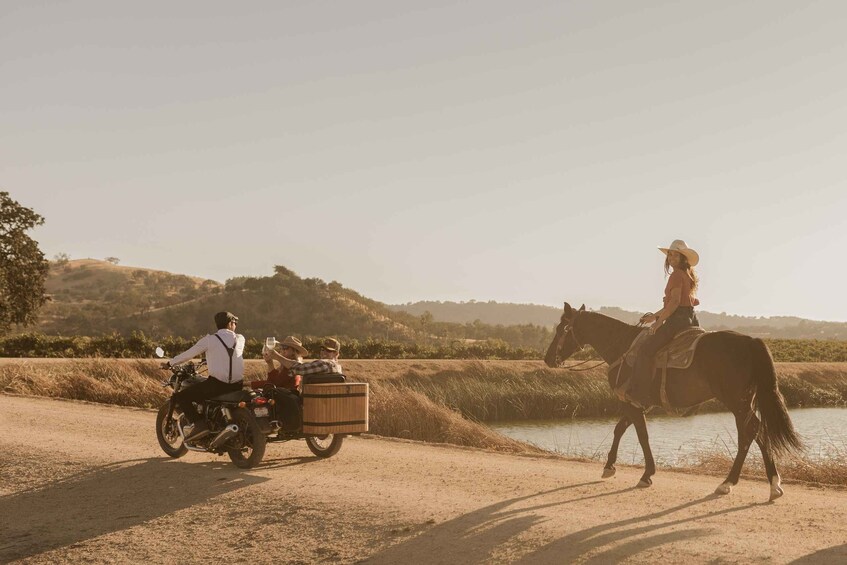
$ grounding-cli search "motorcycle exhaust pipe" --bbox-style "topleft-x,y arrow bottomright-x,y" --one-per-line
208,424 -> 239,450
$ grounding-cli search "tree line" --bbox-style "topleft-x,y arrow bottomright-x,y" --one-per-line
2,332 -> 846,362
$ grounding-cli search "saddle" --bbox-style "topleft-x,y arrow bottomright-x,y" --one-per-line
624,327 -> 707,370
611,327 -> 709,408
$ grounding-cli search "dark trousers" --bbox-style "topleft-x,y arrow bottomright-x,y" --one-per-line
631,307 -> 699,398
271,389 -> 302,431
173,377 -> 242,423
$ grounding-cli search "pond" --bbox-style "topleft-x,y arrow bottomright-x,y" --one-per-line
490,407 -> 847,466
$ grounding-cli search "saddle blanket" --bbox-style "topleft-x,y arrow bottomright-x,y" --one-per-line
624,327 -> 708,370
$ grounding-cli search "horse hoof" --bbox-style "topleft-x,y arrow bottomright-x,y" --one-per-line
715,482 -> 732,495
636,479 -> 652,488
769,475 -> 784,501
602,467 -> 616,478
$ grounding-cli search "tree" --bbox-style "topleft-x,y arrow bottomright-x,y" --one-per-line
53,252 -> 70,266
0,192 -> 50,334
105,256 -> 120,265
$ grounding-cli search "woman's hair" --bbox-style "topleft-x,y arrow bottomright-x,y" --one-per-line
665,255 -> 699,291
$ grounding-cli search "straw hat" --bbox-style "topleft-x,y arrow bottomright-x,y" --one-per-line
279,336 -> 308,357
658,239 -> 699,267
321,337 -> 341,353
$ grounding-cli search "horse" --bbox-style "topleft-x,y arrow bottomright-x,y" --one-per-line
544,302 -> 801,501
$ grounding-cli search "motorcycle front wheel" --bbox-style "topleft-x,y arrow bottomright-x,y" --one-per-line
305,434 -> 344,458
156,401 -> 187,458
227,407 -> 267,469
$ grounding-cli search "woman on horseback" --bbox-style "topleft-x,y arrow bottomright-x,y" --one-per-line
629,239 -> 701,407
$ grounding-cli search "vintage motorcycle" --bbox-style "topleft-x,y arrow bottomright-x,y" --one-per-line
154,348 -> 350,468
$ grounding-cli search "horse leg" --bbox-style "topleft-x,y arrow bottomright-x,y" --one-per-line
630,406 -> 656,488
715,409 -> 757,495
748,414 -> 783,501
602,414 -> 632,478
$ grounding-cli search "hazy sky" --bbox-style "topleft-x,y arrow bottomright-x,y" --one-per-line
3,1 -> 846,322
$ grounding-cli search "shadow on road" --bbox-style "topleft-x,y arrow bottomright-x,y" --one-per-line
362,481 -> 603,564
514,493 -> 759,563
790,543 -> 847,564
0,457 -> 268,562
363,482 -> 761,564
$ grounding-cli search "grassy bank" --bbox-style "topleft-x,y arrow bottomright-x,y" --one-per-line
340,359 -> 847,421
0,359 -> 538,454
3,359 -> 847,423
3,358 -> 846,484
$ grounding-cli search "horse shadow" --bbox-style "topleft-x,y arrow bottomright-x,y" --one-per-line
360,481 -> 605,565
790,543 -> 847,564
513,492 -> 759,563
362,483 -> 760,564
0,457 -> 269,562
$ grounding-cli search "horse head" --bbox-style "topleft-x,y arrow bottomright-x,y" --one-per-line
544,302 -> 586,368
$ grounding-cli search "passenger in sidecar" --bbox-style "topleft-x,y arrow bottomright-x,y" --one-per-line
250,336 -> 307,432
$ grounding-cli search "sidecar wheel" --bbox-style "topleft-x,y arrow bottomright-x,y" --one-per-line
227,408 -> 267,469
156,401 -> 187,458
305,434 -> 344,458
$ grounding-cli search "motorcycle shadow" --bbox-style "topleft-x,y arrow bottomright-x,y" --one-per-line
258,455 -> 318,469
0,457 -> 269,563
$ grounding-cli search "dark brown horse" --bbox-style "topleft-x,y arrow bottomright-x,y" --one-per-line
544,302 -> 801,501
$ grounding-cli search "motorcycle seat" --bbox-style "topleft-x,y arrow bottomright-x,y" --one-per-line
209,390 -> 253,403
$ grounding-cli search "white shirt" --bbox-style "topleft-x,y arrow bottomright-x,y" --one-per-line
169,329 -> 246,383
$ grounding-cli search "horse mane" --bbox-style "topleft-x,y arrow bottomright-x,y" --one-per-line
578,311 -> 642,361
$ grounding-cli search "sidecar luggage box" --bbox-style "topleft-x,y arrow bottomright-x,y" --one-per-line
302,382 -> 369,435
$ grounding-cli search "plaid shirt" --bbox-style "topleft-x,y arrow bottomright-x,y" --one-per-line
288,359 -> 342,376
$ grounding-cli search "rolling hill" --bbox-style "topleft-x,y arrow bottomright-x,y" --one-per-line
34,261 -> 424,342
29,259 -> 847,343
387,301 -> 847,340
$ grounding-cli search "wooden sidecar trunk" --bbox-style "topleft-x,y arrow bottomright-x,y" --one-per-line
301,382 -> 369,435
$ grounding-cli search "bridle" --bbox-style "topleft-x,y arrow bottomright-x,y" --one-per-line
556,312 -> 607,371
555,310 -> 648,372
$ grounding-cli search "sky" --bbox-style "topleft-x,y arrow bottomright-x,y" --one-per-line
2,1 -> 846,322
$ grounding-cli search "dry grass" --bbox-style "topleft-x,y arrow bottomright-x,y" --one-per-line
341,359 -> 847,421
0,359 -> 165,407
679,449 -> 847,488
368,381 -> 539,453
0,359 -> 538,454
3,358 -> 847,465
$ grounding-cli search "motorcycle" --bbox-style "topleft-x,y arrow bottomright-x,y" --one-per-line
154,348 -> 352,467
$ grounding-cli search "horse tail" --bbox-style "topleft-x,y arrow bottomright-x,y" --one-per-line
750,337 -> 802,456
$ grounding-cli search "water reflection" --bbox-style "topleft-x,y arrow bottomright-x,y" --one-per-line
491,407 -> 847,466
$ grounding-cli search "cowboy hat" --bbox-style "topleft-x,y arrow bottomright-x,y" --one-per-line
658,239 -> 699,267
279,336 -> 308,357
321,337 -> 341,353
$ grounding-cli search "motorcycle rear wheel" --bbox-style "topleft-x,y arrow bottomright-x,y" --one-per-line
156,401 -> 188,458
227,407 -> 267,469
305,434 -> 344,458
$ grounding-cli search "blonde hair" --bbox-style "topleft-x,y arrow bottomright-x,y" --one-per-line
664,255 -> 698,292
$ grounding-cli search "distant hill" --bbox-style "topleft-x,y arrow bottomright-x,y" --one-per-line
388,301 -> 847,340
36,259 -> 222,335
33,260 -> 845,344
34,260 -> 418,341
31,261 -> 553,349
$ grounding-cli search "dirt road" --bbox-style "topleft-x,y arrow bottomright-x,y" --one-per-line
1,394 -> 845,564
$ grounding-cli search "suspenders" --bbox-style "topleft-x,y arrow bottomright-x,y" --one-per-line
214,334 -> 235,383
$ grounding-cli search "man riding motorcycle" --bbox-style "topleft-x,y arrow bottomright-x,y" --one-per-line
162,311 -> 245,440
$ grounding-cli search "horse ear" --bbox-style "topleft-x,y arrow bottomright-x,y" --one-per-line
579,304 -> 586,312
564,302 -> 572,316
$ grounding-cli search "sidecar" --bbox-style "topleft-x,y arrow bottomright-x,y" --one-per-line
254,374 -> 369,458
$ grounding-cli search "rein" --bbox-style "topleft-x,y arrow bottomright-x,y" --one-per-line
557,314 -> 646,372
